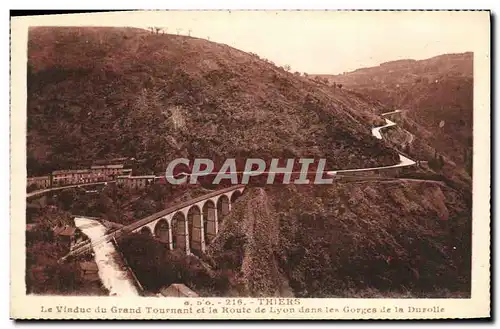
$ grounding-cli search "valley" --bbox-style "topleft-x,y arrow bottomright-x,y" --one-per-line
25,26 -> 472,298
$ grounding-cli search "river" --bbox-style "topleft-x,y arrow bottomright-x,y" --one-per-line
74,217 -> 139,296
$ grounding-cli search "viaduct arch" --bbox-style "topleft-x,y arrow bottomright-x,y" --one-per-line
129,186 -> 245,255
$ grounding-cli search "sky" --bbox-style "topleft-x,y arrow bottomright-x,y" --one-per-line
127,11 -> 487,74
21,10 -> 489,74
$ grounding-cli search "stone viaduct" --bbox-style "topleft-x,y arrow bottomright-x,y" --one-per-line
126,185 -> 245,254
62,185 -> 245,261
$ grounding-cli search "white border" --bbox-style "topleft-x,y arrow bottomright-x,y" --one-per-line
4,5 -> 489,322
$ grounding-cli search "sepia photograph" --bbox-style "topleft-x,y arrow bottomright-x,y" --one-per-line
10,10 -> 490,319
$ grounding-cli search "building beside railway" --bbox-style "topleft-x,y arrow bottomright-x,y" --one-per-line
116,175 -> 156,189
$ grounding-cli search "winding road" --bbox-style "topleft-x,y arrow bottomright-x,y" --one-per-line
179,111 -> 415,180
382,109 -> 414,147
26,181 -> 112,199
381,109 -> 402,117
60,109 -> 417,259
371,118 -> 397,140
28,110 -> 416,203
326,110 -> 416,176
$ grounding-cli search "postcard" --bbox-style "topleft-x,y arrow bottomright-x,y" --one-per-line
10,10 -> 490,319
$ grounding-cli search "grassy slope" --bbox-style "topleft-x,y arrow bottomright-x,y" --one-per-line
319,53 -> 473,169
27,27 -> 398,175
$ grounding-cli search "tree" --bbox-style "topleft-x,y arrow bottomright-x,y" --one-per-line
188,29 -> 192,36
429,151 -> 444,171
118,234 -> 214,292
154,27 -> 163,34
57,189 -> 77,211
439,155 -> 445,169
284,64 -> 291,72
337,84 -> 343,89
176,28 -> 182,35
464,148 -> 473,176
132,199 -> 157,218
27,184 -> 38,193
